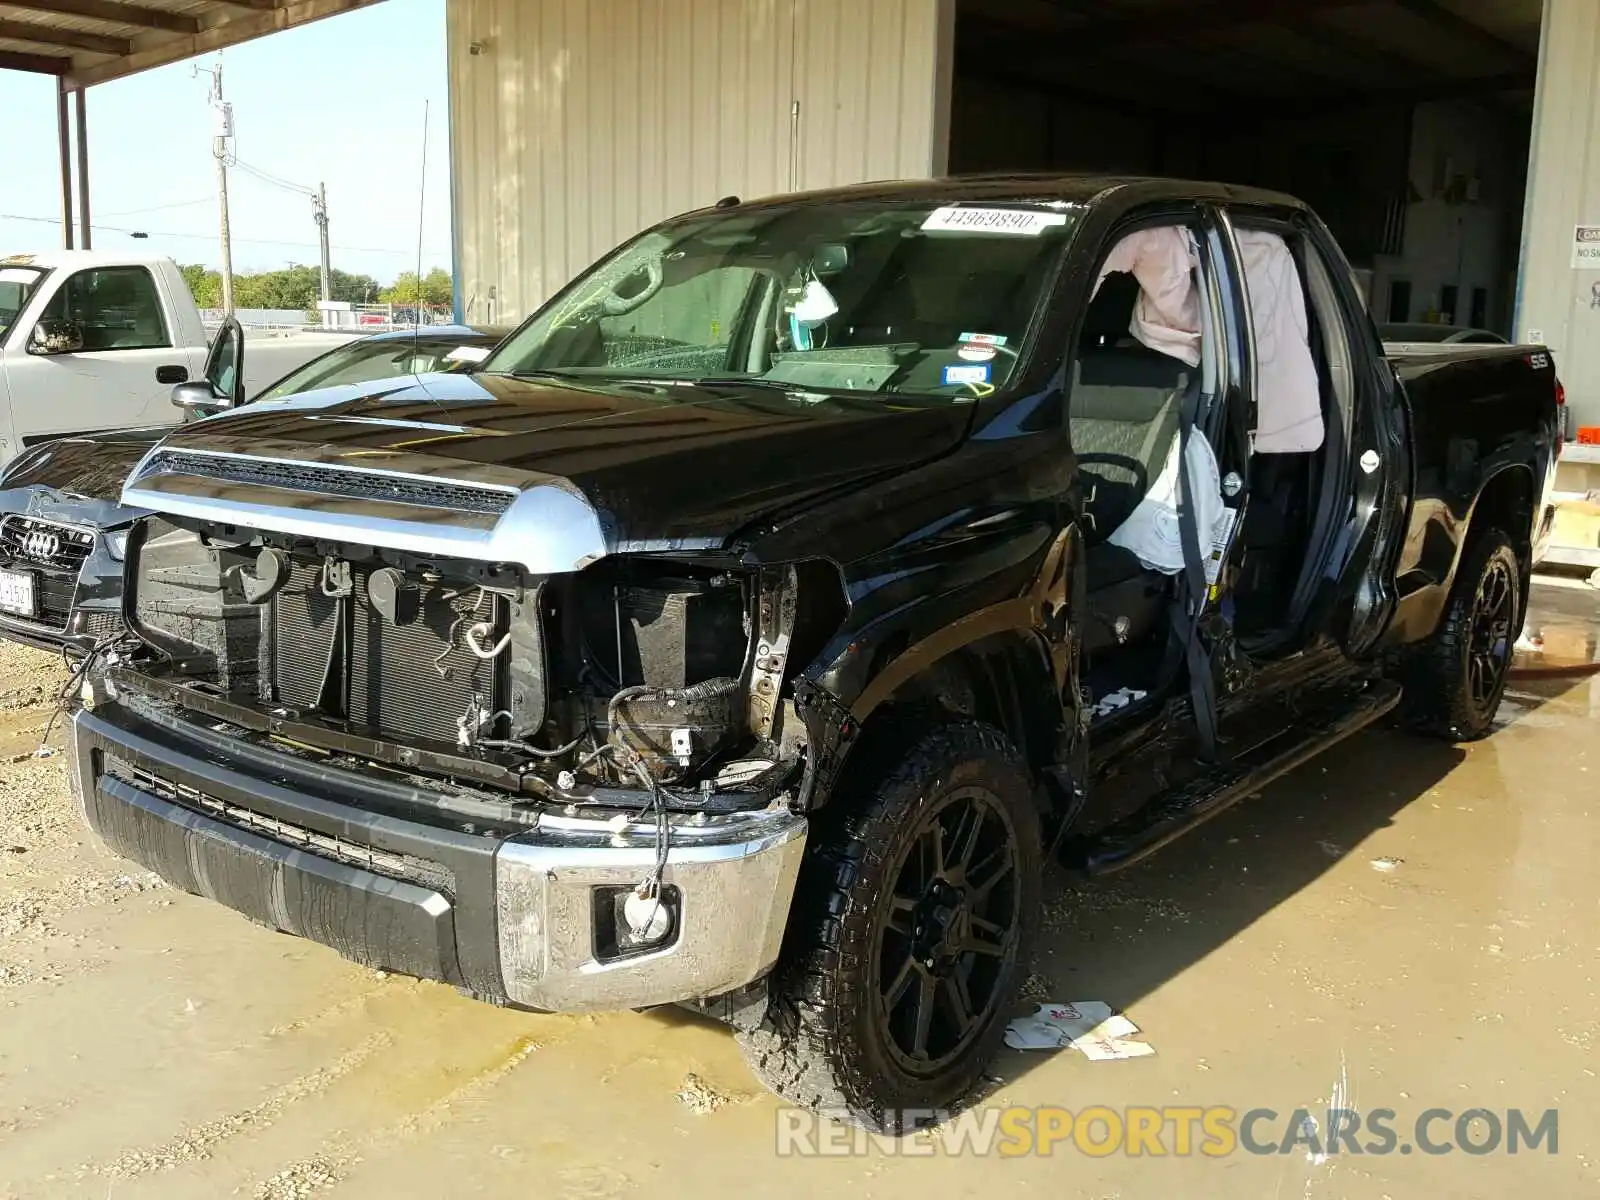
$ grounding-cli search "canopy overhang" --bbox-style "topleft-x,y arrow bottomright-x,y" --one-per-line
1,0 -> 387,252
0,0 -> 384,88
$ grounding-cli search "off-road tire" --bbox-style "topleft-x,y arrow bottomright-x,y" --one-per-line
737,721 -> 1040,1130
1400,527 -> 1523,741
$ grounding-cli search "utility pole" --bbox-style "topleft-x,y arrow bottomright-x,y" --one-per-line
313,182 -> 331,304
197,57 -> 236,316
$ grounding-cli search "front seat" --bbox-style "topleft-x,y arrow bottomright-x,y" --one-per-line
1070,271 -> 1190,657
1070,272 -> 1188,540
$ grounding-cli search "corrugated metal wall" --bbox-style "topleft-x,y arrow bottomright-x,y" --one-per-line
1518,0 -> 1600,428
448,0 -> 951,323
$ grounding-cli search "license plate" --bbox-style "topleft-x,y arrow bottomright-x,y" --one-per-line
0,569 -> 36,618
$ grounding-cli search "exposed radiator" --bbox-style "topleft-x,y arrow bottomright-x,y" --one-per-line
348,571 -> 501,745
272,561 -> 338,711
271,560 -> 503,746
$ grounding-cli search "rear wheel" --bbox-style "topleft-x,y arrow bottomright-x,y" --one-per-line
1401,528 -> 1522,741
737,722 -> 1039,1130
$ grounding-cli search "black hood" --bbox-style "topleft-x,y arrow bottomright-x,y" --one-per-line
3,427 -> 168,502
147,372 -> 975,550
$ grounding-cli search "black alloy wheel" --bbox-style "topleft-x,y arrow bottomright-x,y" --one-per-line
1400,527 -> 1524,742
737,722 -> 1041,1128
876,786 -> 1023,1075
1466,554 -> 1516,714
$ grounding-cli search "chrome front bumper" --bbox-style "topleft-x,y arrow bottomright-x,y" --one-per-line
495,807 -> 808,1011
69,695 -> 807,1015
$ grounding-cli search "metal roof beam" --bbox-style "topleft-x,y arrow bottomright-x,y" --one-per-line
1256,67 -> 1536,116
0,17 -> 131,55
1389,0 -> 1535,69
0,47 -> 69,72
68,0 -> 383,88
961,0 -> 1373,65
1051,0 -> 1367,49
1290,17 -> 1436,80
959,65 -> 1216,121
3,0 -> 200,35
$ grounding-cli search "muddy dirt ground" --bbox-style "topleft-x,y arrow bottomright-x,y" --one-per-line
2,580 -> 1598,1198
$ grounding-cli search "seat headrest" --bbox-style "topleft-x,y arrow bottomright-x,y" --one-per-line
1071,362 -> 1188,424
1080,271 -> 1140,351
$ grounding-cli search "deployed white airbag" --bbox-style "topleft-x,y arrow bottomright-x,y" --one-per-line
1094,227 -> 1202,368
1237,230 -> 1324,453
1109,429 -> 1230,576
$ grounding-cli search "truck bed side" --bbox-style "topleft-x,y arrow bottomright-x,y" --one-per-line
1385,343 -> 1560,645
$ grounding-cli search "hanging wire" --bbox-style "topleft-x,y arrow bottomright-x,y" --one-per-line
96,197 -> 214,218
0,211 -> 438,259
231,158 -> 317,198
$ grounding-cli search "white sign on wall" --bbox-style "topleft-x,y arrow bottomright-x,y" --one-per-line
1573,225 -> 1600,269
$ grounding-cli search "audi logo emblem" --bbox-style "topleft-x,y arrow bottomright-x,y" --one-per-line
22,530 -> 60,561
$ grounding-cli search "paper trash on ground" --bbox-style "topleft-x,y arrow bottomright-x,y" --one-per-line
1004,1002 -> 1156,1060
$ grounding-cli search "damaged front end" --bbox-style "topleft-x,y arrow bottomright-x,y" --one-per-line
115,517 -> 847,811
72,453 -> 858,1009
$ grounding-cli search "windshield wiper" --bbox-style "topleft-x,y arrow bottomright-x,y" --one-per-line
690,376 -> 798,391
494,370 -> 803,395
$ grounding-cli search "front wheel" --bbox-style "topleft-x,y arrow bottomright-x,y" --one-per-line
737,722 -> 1040,1130
1401,527 -> 1523,741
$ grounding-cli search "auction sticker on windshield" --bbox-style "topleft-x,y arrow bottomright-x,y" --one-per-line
943,363 -> 992,386
0,570 -> 36,619
923,207 -> 1068,236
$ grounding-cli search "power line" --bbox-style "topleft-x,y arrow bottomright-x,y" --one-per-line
232,158 -> 317,198
0,211 -> 446,259
96,197 -> 214,218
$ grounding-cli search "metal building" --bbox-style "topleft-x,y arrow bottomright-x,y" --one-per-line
446,0 -> 951,322
4,0 -> 1600,441
440,0 -> 1600,438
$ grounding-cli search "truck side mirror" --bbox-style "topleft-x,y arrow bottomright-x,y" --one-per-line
27,319 -> 84,356
171,380 -> 229,414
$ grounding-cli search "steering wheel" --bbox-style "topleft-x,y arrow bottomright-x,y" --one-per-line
1074,452 -> 1148,534
601,256 -> 665,316
1075,452 -> 1147,489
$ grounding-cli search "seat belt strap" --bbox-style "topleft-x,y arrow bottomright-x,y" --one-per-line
1137,376 -> 1185,470
1170,380 -> 1221,761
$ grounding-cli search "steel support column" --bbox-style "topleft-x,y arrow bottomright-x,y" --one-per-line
56,78 -> 74,250
75,87 -> 91,250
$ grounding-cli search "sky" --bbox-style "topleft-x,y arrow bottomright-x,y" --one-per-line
0,0 -> 452,285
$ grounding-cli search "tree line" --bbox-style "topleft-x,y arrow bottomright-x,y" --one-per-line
179,264 -> 454,312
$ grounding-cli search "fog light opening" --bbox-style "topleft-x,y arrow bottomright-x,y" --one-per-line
594,884 -> 680,961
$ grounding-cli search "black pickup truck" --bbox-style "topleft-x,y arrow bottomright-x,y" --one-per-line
65,177 -> 1559,1129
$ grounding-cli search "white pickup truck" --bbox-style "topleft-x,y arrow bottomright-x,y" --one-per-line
0,251 -> 358,470
0,251 -> 215,465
